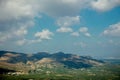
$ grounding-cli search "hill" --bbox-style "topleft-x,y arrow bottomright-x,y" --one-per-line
0,50 -> 104,74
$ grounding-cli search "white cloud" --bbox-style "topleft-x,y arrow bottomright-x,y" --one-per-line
0,0 -> 119,46
102,22 -> 120,37
71,32 -> 80,37
57,27 -> 73,33
56,16 -> 80,33
91,0 -> 120,12
0,0 -> 36,44
0,0 -> 90,22
0,0 -> 91,21
0,0 -> 84,45
84,33 -> 91,37
71,27 -> 91,37
16,29 -> 53,46
79,27 -> 91,37
35,29 -> 54,40
70,27 -> 91,37
0,0 -> 37,21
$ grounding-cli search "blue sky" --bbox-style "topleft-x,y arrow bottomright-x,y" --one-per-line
0,0 -> 120,59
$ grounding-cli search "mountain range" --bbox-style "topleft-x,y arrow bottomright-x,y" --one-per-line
0,50 -> 104,74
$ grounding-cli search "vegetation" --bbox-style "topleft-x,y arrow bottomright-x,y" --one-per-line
0,64 -> 120,80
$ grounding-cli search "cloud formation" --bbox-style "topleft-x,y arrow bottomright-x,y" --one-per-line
79,27 -> 91,37
0,21 -> 34,42
71,27 -> 91,37
37,0 -> 90,17
56,16 -> 80,33
91,0 -> 120,12
35,29 -> 54,40
0,0 -> 35,44
103,22 -> 120,37
0,0 -> 35,21
0,0 -> 119,46
15,29 -> 53,46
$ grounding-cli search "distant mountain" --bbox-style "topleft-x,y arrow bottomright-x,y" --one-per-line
0,50 -> 104,73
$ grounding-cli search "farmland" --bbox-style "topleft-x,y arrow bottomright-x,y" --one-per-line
0,64 -> 120,80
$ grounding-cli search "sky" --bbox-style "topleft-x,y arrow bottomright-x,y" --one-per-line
0,0 -> 120,59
